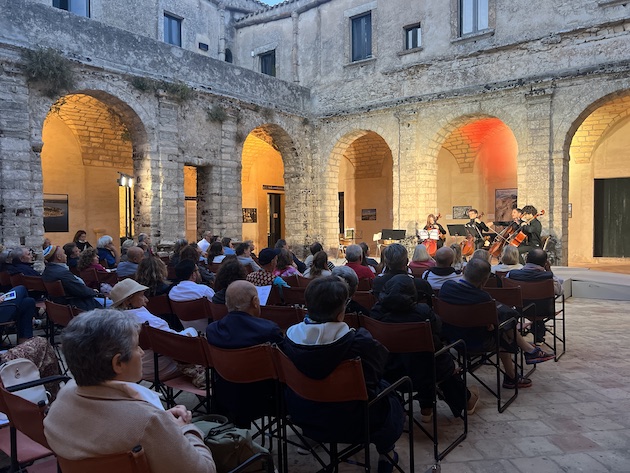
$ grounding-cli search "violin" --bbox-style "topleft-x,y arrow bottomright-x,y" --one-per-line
509,210 -> 545,247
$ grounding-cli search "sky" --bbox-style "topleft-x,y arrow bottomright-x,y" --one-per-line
259,0 -> 284,4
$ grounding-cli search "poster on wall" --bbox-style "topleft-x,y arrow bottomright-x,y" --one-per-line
242,208 -> 258,223
495,188 -> 518,223
43,194 -> 69,232
452,206 -> 470,219
361,209 -> 377,221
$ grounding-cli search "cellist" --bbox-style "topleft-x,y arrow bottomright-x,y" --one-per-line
516,205 -> 543,263
465,209 -> 490,250
423,214 -> 447,249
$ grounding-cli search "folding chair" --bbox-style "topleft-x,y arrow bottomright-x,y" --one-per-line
208,301 -> 229,321
260,306 -> 304,332
359,316 -> 467,463
57,445 -> 151,473
274,347 -> 414,473
433,299 -> 518,413
42,279 -> 66,302
44,300 -> 80,374
352,291 -> 377,310
8,274 -> 24,289
143,324 -> 212,413
145,294 -> 183,331
281,275 -> 310,288
357,278 -> 373,291
279,287 -> 307,306
169,297 -> 213,332
206,343 -> 283,467
343,312 -> 360,329
502,278 -> 565,361
0,271 -> 12,292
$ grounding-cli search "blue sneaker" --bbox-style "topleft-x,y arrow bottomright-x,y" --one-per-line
525,347 -> 555,365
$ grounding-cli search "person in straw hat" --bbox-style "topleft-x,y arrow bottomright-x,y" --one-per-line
110,279 -> 205,386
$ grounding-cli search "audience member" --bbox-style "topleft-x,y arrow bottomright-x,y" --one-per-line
272,248 -> 301,277
408,245 -> 436,273
206,281 -> 283,427
246,248 -> 280,286
221,237 -> 235,256
72,230 -> 92,252
135,256 -> 172,297
197,231 -> 214,257
63,243 -> 81,270
491,245 -> 523,274
43,310 -> 217,473
281,276 -> 403,472
212,257 -> 246,304
119,239 -> 135,262
421,247 -> 461,290
7,247 -> 39,276
117,247 -> 144,278
373,244 -> 432,303
208,241 -> 225,264
274,239 -> 306,273
180,245 -> 213,285
0,285 -> 35,343
331,265 -> 370,315
169,239 -> 188,268
77,248 -> 107,273
345,244 -> 375,280
96,235 -> 119,268
168,260 -> 215,332
235,242 -> 261,272
450,243 -> 465,272
137,233 -> 154,255
304,242 -> 335,272
303,251 -> 331,279
359,242 -> 379,272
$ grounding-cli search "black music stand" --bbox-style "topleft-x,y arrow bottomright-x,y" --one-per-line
447,224 -> 470,237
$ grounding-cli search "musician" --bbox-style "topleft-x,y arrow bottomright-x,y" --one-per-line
465,209 -> 489,250
495,208 -> 522,231
516,205 -> 542,263
422,214 -> 446,249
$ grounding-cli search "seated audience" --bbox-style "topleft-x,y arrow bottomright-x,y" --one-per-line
272,249 -> 301,277
135,256 -> 172,297
275,239 -> 306,273
169,239 -> 188,268
373,244 -> 432,303
439,259 -> 554,389
246,248 -> 280,287
169,260 -> 215,332
96,235 -> 119,268
117,246 -> 144,278
331,265 -> 370,315
235,242 -> 261,272
281,277 -> 404,472
63,243 -> 81,270
73,230 -> 92,252
371,275 -> 479,422
137,233 -> 154,256
491,245 -> 523,274
450,243 -> 465,272
212,257 -> 246,304
221,237 -> 235,256
206,281 -> 283,426
0,285 -> 35,343
422,247 -> 461,290
303,251 -> 331,279
43,309 -> 216,473
359,242 -> 379,272
7,247 -> 40,276
345,244 -> 375,280
305,242 -> 335,272
197,231 -> 213,257
408,245 -> 436,273
42,245 -> 102,311
208,241 -> 225,264
180,245 -> 213,285
77,248 -> 107,273
119,239 -> 135,263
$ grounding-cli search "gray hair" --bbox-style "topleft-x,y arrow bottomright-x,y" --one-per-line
383,243 -> 408,271
500,245 -> 519,265
61,309 -> 139,386
97,235 -> 113,248
10,247 -> 27,264
345,244 -> 362,262
332,265 -> 359,296
411,244 -> 430,262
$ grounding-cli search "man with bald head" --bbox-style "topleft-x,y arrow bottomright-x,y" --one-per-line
116,246 -> 145,278
205,280 -> 283,426
422,246 -> 461,290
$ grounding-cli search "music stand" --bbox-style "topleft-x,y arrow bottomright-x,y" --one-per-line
447,224 -> 470,237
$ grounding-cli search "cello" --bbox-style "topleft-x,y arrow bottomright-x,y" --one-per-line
421,213 -> 442,257
460,212 -> 484,257
509,210 -> 545,247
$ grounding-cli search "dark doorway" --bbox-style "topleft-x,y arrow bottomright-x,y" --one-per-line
594,178 -> 630,257
268,193 -> 282,247
339,192 -> 345,234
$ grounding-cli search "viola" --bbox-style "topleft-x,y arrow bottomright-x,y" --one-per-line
509,210 -> 545,247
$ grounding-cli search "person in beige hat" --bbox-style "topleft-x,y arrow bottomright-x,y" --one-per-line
110,279 -> 203,385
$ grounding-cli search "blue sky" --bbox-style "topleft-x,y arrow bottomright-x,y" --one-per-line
259,0 -> 284,4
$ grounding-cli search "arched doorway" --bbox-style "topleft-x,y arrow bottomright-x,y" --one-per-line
335,131 -> 393,254
241,126 -> 286,251
436,117 -> 518,247
567,92 -> 630,262
41,92 -> 144,248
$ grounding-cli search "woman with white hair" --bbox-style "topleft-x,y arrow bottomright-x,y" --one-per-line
96,235 -> 119,268
43,309 -> 216,473
408,244 -> 436,272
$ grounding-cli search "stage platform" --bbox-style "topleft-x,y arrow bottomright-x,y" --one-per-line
553,266 -> 630,301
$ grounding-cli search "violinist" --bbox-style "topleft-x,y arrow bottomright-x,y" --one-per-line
423,214 -> 447,249
465,209 -> 490,250
516,205 -> 542,263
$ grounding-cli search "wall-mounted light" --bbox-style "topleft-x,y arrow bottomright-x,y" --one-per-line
117,173 -> 134,188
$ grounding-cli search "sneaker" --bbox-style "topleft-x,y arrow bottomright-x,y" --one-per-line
502,375 -> 532,389
420,407 -> 433,424
377,451 -> 398,473
525,347 -> 555,365
466,385 -> 480,415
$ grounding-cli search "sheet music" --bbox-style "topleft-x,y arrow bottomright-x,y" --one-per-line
257,285 -> 272,306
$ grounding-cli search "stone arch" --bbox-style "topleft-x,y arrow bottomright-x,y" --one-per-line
566,89 -> 630,262
40,89 -> 149,247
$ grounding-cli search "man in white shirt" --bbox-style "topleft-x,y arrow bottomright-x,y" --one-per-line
197,231 -> 214,257
169,260 -> 215,332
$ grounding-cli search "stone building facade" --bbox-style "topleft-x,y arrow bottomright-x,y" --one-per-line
1,0 -> 630,263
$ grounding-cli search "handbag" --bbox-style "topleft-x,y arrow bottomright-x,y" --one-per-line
196,415 -> 269,473
0,358 -> 48,405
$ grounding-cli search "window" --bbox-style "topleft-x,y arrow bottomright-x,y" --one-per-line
53,0 -> 89,17
405,24 -> 421,50
460,0 -> 488,35
164,13 -> 182,47
260,50 -> 276,76
351,12 -> 372,62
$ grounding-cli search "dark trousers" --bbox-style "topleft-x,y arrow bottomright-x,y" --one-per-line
0,286 -> 34,339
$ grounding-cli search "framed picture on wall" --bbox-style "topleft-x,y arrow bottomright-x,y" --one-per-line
242,208 -> 257,223
43,194 -> 69,232
452,206 -> 470,219
495,188 -> 518,223
361,209 -> 377,221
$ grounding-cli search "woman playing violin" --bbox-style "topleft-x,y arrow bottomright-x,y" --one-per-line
423,214 -> 447,249
516,205 -> 543,263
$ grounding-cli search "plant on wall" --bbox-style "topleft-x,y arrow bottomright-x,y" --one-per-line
207,104 -> 227,123
129,76 -> 194,103
21,48 -> 75,98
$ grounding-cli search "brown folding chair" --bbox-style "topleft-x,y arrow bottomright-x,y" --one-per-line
274,347 -> 414,473
343,312 -> 360,329
57,445 -> 151,473
358,316 -> 467,462
169,298 -> 213,332
495,271 -> 509,281
502,278 -> 565,360
483,276 -> 499,288
143,324 -> 212,413
279,287 -> 307,306
0,271 -> 12,291
44,300 -> 80,373
8,274 -> 25,289
433,298 -> 518,413
357,278 -> 373,291
260,305 -> 304,331
208,262 -> 222,274
42,280 -> 66,299
352,291 -> 377,310
145,294 -> 172,317
208,301 -> 229,321
21,275 -> 46,295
